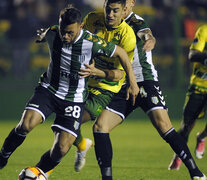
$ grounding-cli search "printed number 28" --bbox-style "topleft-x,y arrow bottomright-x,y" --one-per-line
65,105 -> 81,118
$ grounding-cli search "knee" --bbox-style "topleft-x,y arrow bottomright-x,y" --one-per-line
16,111 -> 42,134
53,142 -> 70,158
16,119 -> 35,134
93,122 -> 109,133
180,118 -> 195,133
58,142 -> 70,156
182,116 -> 196,127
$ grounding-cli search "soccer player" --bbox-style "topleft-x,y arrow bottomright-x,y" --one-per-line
169,24 -> 207,170
0,5 -> 138,176
72,0 -> 137,172
92,1 -> 207,180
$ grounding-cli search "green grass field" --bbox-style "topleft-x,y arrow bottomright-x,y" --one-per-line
0,119 -> 207,180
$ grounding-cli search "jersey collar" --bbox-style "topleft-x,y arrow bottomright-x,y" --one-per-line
105,18 -> 126,31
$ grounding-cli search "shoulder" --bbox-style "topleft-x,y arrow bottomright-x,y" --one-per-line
198,25 -> 207,31
83,29 -> 105,43
194,25 -> 207,41
197,25 -> 207,35
121,20 -> 136,38
127,13 -> 149,32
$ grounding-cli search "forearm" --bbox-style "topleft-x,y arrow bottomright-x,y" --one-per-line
92,68 -> 123,82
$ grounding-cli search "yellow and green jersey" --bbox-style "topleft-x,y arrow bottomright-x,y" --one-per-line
83,11 -> 136,93
189,25 -> 207,93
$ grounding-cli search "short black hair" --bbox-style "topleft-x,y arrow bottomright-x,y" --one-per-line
59,4 -> 81,25
105,0 -> 126,7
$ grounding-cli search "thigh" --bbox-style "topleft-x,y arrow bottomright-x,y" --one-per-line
16,109 -> 43,133
106,84 -> 138,120
85,88 -> 114,120
52,100 -> 85,138
25,85 -> 54,121
183,91 -> 207,120
94,109 -> 123,133
138,81 -> 167,114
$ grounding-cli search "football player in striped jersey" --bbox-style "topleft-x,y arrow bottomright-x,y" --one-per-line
169,25 -> 207,171
92,1 -> 206,180
0,5 -> 138,176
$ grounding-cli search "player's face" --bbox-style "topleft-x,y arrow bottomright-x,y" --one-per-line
123,0 -> 135,19
59,20 -> 81,44
104,1 -> 125,27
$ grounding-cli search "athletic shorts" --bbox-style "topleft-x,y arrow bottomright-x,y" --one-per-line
85,87 -> 114,120
106,80 -> 167,120
183,86 -> 207,120
25,85 -> 85,137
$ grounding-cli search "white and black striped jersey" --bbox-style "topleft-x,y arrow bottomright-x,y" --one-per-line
39,25 -> 116,102
125,12 -> 158,82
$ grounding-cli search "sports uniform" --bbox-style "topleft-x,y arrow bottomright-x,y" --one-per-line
93,10 -> 206,180
168,25 -> 207,170
106,12 -> 167,119
183,25 -> 207,122
26,25 -> 117,136
83,11 -> 136,119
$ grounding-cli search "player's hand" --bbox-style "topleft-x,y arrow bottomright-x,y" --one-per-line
126,83 -> 139,106
79,59 -> 95,78
142,38 -> 155,52
36,28 -> 47,43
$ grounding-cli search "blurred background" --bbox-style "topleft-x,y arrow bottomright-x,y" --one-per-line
0,0 -> 207,120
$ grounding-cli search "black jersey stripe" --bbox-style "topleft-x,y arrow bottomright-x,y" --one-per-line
66,38 -> 83,100
50,34 -> 62,90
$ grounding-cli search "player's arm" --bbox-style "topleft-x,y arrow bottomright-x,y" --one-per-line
79,59 -> 124,81
80,46 -> 136,85
137,29 -> 156,51
113,46 -> 139,105
189,49 -> 207,65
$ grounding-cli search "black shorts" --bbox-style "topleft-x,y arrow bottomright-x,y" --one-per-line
106,80 -> 167,120
183,88 -> 207,121
26,85 -> 85,137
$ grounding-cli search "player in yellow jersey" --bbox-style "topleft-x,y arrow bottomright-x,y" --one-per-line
72,0 -> 137,172
169,24 -> 207,171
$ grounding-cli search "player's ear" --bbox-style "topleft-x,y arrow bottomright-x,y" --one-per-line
80,22 -> 83,29
132,0 -> 136,7
123,4 -> 127,12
